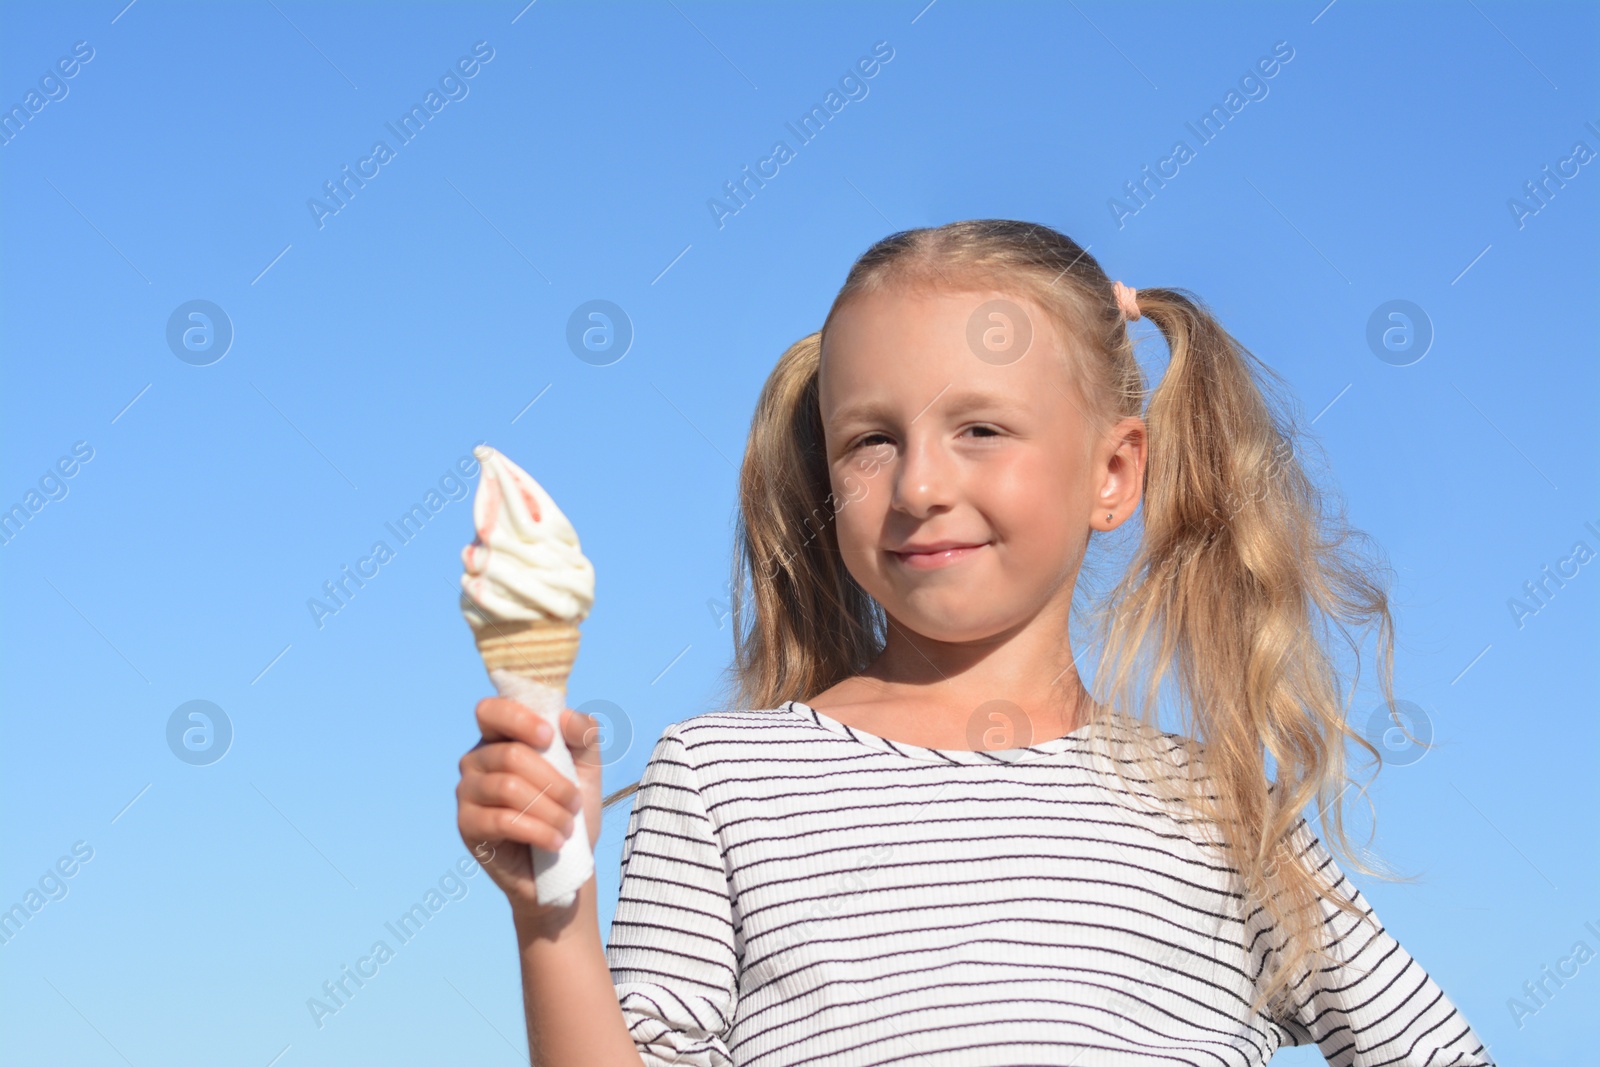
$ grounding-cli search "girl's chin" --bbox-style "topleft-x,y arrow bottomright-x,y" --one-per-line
880,601 -> 1018,643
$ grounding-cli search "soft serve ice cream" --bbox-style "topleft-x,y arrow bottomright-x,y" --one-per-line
460,444 -> 596,907
460,445 -> 595,631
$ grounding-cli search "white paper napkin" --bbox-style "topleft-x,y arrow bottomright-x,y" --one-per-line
486,667 -> 593,907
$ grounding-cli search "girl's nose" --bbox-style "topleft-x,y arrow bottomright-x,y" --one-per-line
889,433 -> 956,517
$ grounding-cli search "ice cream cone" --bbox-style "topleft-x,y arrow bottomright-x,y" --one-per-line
473,619 -> 593,909
459,445 -> 597,908
472,618 -> 581,691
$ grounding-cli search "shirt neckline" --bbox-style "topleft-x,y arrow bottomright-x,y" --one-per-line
781,698 -> 1104,765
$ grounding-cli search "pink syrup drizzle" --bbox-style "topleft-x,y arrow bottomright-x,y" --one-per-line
475,470 -> 502,542
516,479 -> 542,522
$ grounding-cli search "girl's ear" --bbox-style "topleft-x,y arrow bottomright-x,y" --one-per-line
1090,416 -> 1146,528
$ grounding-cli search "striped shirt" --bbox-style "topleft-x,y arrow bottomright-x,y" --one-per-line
604,700 -> 1493,1066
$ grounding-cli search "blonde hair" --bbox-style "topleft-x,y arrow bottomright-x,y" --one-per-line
602,219 -> 1401,1018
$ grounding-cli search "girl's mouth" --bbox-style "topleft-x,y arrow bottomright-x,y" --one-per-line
891,543 -> 988,569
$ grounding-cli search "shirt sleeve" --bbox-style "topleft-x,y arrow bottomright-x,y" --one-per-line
604,724 -> 739,1067
1268,819 -> 1495,1066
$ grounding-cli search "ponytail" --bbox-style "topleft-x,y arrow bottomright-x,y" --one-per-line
1093,286 -> 1398,1016
722,331 -> 884,722
602,332 -> 884,812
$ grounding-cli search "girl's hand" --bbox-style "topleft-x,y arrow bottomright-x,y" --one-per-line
456,696 -> 605,918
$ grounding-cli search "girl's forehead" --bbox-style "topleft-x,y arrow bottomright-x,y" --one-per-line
820,286 -> 1078,397
825,284 -> 1074,353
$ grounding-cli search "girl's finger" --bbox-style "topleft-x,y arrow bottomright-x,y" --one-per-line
460,742 -> 585,819
474,695 -> 553,747
560,707 -> 602,752
458,771 -> 576,837
462,742 -> 584,813
458,801 -> 565,851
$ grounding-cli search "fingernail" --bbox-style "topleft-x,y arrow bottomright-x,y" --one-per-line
535,722 -> 552,745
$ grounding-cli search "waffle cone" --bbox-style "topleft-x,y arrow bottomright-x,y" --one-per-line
473,618 -> 581,694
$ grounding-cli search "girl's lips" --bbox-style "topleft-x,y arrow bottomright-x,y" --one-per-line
891,543 -> 988,570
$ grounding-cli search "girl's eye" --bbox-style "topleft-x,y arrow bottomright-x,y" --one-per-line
966,425 -> 1000,439
851,433 -> 891,451
849,426 -> 1000,450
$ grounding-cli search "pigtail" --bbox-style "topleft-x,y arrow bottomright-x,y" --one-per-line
1092,286 -> 1398,1016
722,331 -> 882,714
601,332 -> 879,812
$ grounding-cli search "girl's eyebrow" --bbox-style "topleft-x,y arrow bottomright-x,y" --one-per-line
828,389 -> 1027,427
939,389 -> 1031,417
826,400 -> 897,427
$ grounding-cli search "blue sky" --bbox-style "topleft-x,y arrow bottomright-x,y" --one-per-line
2,1 -> 1594,1064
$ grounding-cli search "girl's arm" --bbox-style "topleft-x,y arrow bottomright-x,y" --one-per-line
512,878 -> 645,1067
606,725 -> 740,1067
1268,821 -> 1495,1066
456,697 -> 646,1067
459,700 -> 738,1065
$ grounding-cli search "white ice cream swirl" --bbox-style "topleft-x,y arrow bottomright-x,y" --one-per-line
460,445 -> 595,630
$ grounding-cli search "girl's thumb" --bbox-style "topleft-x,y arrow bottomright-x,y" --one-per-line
561,707 -> 601,752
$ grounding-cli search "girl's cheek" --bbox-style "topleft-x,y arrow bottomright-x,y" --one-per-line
841,473 -> 867,504
833,509 -> 860,548
834,511 -> 876,568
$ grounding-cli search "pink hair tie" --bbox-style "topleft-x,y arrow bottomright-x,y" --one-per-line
1112,281 -> 1141,321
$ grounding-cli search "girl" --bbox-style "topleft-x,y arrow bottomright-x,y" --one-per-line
455,219 -> 1494,1066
